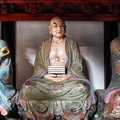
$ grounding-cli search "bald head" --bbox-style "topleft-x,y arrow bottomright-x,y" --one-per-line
50,16 -> 65,25
49,16 -> 66,38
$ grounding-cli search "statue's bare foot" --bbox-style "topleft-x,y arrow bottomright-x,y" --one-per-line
0,106 -> 8,116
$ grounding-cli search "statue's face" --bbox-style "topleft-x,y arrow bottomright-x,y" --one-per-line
49,18 -> 66,38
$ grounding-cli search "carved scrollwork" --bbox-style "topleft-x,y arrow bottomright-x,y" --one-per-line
81,3 -> 100,14
0,0 -> 119,20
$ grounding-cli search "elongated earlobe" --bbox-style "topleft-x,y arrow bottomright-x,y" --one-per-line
49,26 -> 52,34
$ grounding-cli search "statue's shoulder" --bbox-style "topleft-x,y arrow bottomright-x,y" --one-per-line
66,38 -> 79,51
67,37 -> 77,44
110,36 -> 120,53
111,36 -> 120,45
41,38 -> 49,43
0,39 -> 7,48
38,38 -> 49,47
42,38 -> 49,42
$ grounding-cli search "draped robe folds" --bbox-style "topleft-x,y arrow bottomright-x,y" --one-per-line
103,37 -> 120,118
0,40 -> 15,112
19,37 -> 96,120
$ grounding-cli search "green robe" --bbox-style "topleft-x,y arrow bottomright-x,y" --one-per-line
103,37 -> 120,119
19,37 -> 96,120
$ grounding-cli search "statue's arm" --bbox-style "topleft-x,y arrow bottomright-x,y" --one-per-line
68,40 -> 85,78
32,40 -> 48,78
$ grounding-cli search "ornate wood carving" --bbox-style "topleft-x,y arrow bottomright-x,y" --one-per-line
0,0 -> 120,21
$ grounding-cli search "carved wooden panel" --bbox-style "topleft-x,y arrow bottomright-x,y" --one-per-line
0,0 -> 120,21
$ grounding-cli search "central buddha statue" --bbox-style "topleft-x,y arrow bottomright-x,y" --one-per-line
17,16 -> 96,120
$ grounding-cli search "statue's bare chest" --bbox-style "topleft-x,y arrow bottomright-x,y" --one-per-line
49,42 -> 66,65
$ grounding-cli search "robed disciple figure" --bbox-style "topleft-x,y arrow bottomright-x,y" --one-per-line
0,40 -> 15,116
17,16 -> 96,120
103,36 -> 120,119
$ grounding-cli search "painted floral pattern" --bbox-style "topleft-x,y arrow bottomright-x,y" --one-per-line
48,85 -> 64,95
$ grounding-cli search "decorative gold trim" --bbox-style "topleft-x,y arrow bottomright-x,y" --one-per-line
0,47 -> 10,58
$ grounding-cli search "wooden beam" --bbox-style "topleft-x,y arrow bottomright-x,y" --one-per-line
0,0 -> 120,4
0,0 -> 119,21
0,13 -> 120,21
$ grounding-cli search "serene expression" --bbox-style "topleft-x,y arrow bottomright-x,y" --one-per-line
49,18 -> 66,38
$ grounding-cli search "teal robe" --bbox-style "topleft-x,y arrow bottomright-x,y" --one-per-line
0,40 -> 15,112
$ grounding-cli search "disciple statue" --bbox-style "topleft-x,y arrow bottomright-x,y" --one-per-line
0,39 -> 15,116
17,16 -> 96,120
102,36 -> 120,119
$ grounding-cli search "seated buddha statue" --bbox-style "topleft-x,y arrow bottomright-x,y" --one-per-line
17,16 -> 96,120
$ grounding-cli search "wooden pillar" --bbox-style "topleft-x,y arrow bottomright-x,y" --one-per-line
104,21 -> 118,88
1,21 -> 16,88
